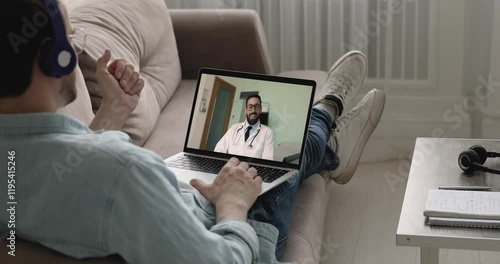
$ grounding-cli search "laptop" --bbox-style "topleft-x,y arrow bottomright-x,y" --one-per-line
164,67 -> 316,195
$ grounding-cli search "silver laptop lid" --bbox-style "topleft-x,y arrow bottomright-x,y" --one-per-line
183,67 -> 316,171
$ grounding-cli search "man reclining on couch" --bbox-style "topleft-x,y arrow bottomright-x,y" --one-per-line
0,0 -> 385,263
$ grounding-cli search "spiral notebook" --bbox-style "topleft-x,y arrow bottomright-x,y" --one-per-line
426,217 -> 500,228
424,189 -> 500,229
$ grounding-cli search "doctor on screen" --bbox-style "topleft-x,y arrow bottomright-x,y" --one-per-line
214,94 -> 274,160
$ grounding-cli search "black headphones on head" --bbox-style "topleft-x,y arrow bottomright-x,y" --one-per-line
39,0 -> 77,77
458,145 -> 500,174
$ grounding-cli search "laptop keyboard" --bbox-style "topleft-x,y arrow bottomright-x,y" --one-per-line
166,155 -> 290,183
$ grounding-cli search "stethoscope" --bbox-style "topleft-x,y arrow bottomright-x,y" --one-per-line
235,124 -> 261,148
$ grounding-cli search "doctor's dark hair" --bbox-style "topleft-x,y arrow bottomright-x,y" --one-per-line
3,0 -> 54,97
245,94 -> 262,105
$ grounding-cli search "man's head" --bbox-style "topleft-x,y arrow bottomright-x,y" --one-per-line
245,94 -> 262,125
2,0 -> 77,111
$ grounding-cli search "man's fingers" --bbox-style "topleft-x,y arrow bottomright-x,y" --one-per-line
120,64 -> 135,91
113,59 -> 127,80
253,175 -> 263,185
225,157 -> 240,167
253,176 -> 263,194
219,157 -> 240,176
247,167 -> 258,177
238,161 -> 250,171
129,78 -> 144,96
128,72 -> 139,89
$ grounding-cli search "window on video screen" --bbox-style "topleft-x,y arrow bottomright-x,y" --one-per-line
187,74 -> 312,164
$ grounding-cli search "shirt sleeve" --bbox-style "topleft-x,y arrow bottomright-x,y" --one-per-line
106,153 -> 259,264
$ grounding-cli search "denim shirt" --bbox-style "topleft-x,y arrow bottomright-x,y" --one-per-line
0,113 -> 286,264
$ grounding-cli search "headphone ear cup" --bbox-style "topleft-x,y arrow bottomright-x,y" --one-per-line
458,149 -> 481,173
469,145 -> 488,164
38,40 -> 54,76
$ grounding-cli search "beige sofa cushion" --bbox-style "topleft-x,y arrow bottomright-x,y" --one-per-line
68,0 -> 181,145
143,80 -> 197,159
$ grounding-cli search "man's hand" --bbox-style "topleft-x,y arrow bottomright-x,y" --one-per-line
89,50 -> 145,131
96,49 -> 144,114
190,158 -> 262,223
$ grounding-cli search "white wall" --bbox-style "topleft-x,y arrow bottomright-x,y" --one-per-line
187,74 -> 215,149
360,0 -> 472,162
482,0 -> 500,139
488,0 -> 500,112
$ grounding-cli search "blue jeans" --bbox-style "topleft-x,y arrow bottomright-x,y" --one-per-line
248,108 -> 339,259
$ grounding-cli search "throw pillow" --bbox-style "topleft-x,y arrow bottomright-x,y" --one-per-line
68,0 -> 182,145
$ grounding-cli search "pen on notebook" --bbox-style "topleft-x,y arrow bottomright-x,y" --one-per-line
438,186 -> 493,191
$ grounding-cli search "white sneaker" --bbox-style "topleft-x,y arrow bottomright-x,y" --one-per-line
321,89 -> 386,184
314,50 -> 368,117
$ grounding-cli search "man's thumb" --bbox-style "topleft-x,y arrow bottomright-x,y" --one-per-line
96,49 -> 111,71
190,179 -> 209,195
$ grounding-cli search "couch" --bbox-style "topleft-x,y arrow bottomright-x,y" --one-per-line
0,0 -> 333,263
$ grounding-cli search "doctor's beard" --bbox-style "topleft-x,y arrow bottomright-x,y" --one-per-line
246,112 -> 259,125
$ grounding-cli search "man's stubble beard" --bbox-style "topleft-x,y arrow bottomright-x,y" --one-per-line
61,72 -> 77,106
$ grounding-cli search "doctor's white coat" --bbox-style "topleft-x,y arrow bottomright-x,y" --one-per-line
214,122 -> 274,160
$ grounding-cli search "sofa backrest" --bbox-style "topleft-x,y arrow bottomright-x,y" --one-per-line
169,9 -> 274,79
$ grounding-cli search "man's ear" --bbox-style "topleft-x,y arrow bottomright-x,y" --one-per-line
37,37 -> 54,76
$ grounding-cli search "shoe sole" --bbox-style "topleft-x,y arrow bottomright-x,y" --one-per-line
334,89 -> 386,184
327,50 -> 368,81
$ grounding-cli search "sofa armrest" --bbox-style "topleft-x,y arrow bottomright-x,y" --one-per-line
279,174 -> 331,264
169,9 -> 273,78
0,237 -> 125,264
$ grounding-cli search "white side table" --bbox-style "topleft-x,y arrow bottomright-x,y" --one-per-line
396,137 -> 500,264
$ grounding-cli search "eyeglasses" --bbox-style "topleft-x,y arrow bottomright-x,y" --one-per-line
246,104 -> 262,111
69,28 -> 87,55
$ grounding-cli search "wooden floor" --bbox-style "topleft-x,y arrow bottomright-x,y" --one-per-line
320,160 -> 500,264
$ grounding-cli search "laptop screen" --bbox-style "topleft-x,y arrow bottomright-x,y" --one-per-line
184,68 -> 316,170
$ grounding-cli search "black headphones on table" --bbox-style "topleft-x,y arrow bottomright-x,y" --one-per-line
458,145 -> 500,174
39,0 -> 77,77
